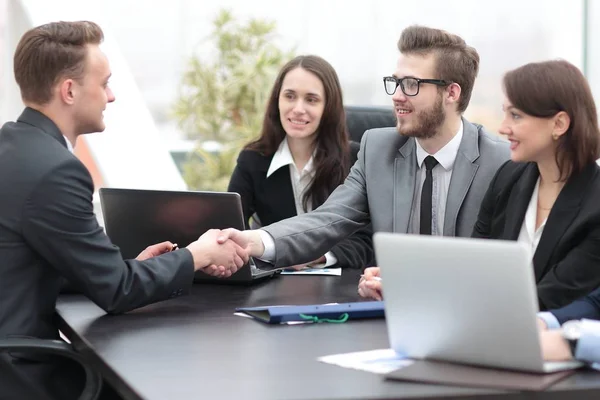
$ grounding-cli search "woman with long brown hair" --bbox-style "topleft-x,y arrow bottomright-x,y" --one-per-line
228,55 -> 372,269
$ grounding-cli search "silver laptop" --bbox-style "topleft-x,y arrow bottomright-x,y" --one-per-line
99,188 -> 279,284
374,232 -> 582,373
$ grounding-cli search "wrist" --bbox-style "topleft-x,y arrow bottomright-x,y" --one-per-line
192,254 -> 210,272
187,243 -> 210,271
249,231 -> 265,257
561,320 -> 582,357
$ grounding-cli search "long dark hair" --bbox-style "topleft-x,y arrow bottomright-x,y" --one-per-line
504,60 -> 600,181
246,55 -> 350,210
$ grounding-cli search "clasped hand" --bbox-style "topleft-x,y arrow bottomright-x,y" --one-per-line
185,229 -> 251,278
139,228 -> 260,279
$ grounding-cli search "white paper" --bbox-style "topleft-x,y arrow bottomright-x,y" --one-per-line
318,348 -> 413,374
280,267 -> 342,276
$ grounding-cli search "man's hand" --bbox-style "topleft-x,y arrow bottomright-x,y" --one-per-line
187,229 -> 249,277
288,256 -> 326,271
217,228 -> 264,257
537,317 -> 549,331
358,266 -> 383,301
136,241 -> 177,261
539,330 -> 573,361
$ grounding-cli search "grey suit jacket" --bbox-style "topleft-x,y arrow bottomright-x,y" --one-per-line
263,118 -> 510,267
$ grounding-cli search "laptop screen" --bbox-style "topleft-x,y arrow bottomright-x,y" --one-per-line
99,188 -> 245,259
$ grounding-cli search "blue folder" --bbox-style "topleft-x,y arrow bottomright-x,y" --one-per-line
236,301 -> 385,324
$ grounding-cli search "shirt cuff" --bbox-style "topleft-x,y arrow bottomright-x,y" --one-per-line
257,229 -> 276,262
324,251 -> 338,267
538,312 -> 561,330
573,319 -> 600,363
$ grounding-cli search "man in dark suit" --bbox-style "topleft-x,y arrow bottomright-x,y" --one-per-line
217,26 -> 510,289
0,21 -> 248,399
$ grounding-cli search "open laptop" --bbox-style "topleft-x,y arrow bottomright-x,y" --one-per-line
373,232 -> 582,373
99,188 -> 279,284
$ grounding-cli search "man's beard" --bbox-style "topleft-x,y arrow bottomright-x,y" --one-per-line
396,93 -> 445,140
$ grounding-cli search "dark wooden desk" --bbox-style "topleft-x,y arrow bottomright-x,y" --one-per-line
56,270 -> 600,400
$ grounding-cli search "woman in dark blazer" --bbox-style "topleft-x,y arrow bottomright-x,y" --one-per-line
473,60 -> 600,310
228,55 -> 373,269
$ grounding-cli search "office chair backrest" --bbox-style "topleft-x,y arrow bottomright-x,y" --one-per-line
345,105 -> 396,143
0,354 -> 53,400
0,338 -> 102,400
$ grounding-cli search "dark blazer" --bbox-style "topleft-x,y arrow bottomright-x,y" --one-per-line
228,141 -> 374,268
472,160 -> 600,310
550,286 -> 600,324
0,108 -> 194,398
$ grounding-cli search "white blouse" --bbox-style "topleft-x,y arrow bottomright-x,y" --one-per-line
517,178 -> 547,255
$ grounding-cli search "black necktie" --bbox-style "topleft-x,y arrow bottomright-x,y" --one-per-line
420,156 -> 439,235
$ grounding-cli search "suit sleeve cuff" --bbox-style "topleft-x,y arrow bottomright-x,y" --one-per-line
324,251 -> 338,267
574,319 -> 600,363
538,312 -> 561,330
257,229 -> 276,262
167,248 -> 195,296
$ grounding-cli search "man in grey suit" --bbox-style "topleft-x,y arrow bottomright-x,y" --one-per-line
220,25 -> 509,294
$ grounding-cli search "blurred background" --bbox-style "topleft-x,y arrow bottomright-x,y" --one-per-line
1,0 -> 598,198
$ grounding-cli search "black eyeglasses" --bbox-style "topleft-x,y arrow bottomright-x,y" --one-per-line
383,76 -> 451,96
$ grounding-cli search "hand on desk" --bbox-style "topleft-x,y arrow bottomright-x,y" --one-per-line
358,266 -> 383,301
187,229 -> 249,277
539,330 -> 573,361
136,241 -> 178,261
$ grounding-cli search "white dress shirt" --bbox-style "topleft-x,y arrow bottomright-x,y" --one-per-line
261,138 -> 337,267
408,121 -> 463,235
517,178 -> 546,255
529,180 -> 561,340
63,135 -> 74,153
266,137 -> 316,214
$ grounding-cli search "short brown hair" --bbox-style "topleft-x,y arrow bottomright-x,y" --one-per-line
14,21 -> 104,105
504,60 -> 600,181
398,25 -> 479,113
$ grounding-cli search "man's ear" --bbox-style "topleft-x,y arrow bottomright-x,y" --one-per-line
446,82 -> 462,106
58,79 -> 76,105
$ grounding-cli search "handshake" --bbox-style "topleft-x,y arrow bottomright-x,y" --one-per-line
136,228 -> 265,278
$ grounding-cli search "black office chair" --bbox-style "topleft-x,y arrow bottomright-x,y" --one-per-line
0,338 -> 103,400
344,105 -> 396,143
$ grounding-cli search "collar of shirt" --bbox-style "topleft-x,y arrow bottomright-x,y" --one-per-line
266,137 -> 315,178
415,120 -> 464,171
63,135 -> 74,153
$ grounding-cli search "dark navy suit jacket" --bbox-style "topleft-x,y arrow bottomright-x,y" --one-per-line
551,287 -> 600,324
